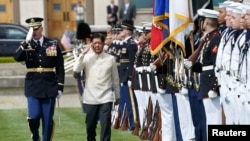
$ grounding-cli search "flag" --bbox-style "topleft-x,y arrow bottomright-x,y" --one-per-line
60,29 -> 72,50
150,0 -> 169,55
168,0 -> 191,57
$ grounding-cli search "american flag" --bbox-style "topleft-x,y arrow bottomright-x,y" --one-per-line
60,29 -> 72,50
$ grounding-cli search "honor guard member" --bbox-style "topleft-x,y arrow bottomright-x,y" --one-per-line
235,4 -> 249,124
228,4 -> 246,124
118,23 -> 138,131
132,25 -> 151,130
107,24 -> 122,67
13,17 -> 65,141
217,1 -> 232,33
239,4 -> 250,124
185,9 -> 208,141
185,9 -> 221,140
215,2 -> 240,125
104,31 -> 113,52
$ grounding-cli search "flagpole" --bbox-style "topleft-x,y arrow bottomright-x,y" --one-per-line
188,0 -> 195,54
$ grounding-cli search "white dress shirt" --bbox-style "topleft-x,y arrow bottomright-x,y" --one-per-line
73,51 -> 120,104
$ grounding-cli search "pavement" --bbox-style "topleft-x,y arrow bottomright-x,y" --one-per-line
0,93 -> 82,109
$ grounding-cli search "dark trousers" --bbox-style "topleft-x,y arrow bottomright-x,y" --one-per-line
27,96 -> 56,141
120,83 -> 135,130
188,88 -> 207,141
84,102 -> 113,141
172,93 -> 183,141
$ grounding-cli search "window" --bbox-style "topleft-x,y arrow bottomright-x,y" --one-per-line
5,27 -> 26,39
0,5 -> 6,12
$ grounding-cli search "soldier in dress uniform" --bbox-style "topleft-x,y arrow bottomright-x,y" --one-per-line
107,24 -> 123,67
235,4 -> 250,124
145,31 -> 177,141
240,4 -> 250,124
228,4 -> 246,124
183,12 -> 207,141
131,26 -> 145,129
13,17 -> 65,141
118,23 -> 138,131
185,9 -> 221,140
215,2 -> 241,125
215,1 -> 234,125
217,1 -> 231,33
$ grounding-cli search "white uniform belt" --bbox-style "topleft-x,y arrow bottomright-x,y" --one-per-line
120,59 -> 130,63
27,68 -> 54,72
202,65 -> 214,71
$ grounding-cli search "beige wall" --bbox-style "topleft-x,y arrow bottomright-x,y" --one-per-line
21,0 -> 250,35
93,0 -> 119,25
92,0 -> 152,26
19,0 -> 47,35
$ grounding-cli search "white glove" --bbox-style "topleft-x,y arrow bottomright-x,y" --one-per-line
136,66 -> 143,73
180,87 -> 188,95
145,66 -> 151,72
157,88 -> 166,94
128,80 -> 132,87
184,59 -> 192,69
57,90 -> 62,99
149,63 -> 156,71
208,90 -> 218,99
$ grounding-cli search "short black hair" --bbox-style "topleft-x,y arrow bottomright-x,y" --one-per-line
91,33 -> 105,43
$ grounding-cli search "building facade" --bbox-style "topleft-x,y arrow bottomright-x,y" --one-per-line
0,0 -> 247,39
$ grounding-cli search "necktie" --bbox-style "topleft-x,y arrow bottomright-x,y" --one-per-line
37,40 -> 41,50
111,6 -> 114,13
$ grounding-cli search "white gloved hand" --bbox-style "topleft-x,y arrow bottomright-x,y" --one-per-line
128,80 -> 132,87
180,87 -> 188,95
208,90 -> 218,99
184,59 -> 192,69
57,90 -> 62,99
136,66 -> 143,73
145,66 -> 151,72
157,88 -> 166,94
149,63 -> 156,71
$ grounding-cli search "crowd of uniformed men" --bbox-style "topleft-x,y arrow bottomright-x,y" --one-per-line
72,0 -> 250,141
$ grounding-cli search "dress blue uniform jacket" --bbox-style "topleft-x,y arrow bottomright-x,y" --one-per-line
14,37 -> 65,98
198,29 -> 221,98
119,37 -> 137,83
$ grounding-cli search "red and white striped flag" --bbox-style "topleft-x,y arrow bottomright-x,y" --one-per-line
60,29 -> 72,50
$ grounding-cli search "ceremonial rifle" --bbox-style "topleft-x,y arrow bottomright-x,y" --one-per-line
140,96 -> 153,139
148,100 -> 160,141
112,105 -> 121,129
120,109 -> 128,131
153,109 -> 161,141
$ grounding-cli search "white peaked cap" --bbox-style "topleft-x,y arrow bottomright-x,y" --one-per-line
134,25 -> 144,33
142,22 -> 152,31
231,4 -> 244,14
219,1 -> 234,8
242,3 -> 250,14
198,9 -> 219,18
226,2 -> 242,11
